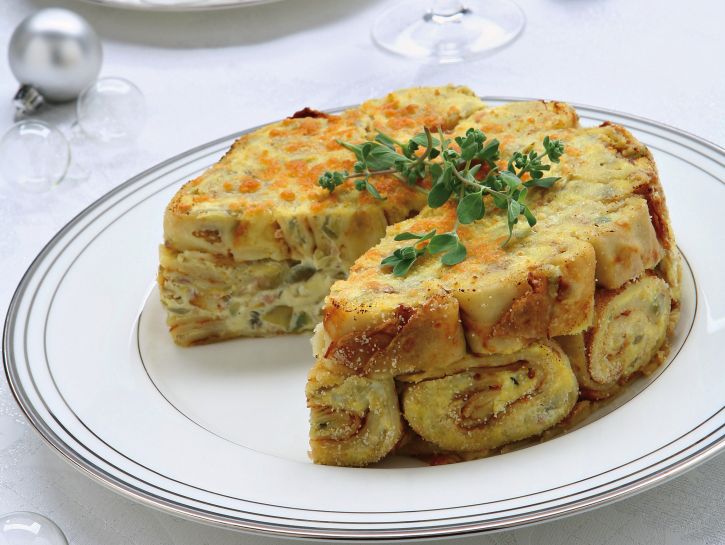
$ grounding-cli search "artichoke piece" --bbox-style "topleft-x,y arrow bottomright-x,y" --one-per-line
292,311 -> 311,332
287,263 -> 316,283
255,261 -> 286,290
263,305 -> 294,329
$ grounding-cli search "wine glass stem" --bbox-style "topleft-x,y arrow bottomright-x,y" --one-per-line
427,1 -> 470,22
432,0 -> 466,15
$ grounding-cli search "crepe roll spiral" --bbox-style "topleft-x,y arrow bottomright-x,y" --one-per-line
556,275 -> 671,399
401,342 -> 578,452
306,363 -> 403,466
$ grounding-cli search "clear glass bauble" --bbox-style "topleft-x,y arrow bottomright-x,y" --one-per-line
77,77 -> 146,143
0,121 -> 70,192
0,512 -> 68,545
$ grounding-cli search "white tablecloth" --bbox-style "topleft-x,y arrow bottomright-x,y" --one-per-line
0,0 -> 723,543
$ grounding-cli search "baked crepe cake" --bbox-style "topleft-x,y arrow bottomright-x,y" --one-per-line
157,85 -> 679,467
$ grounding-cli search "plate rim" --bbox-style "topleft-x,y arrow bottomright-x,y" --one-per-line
4,97 -> 725,540
74,0 -> 285,12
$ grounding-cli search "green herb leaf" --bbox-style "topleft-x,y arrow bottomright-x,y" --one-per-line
427,233 -> 458,254
492,194 -> 508,209
441,241 -> 467,265
318,171 -> 347,193
394,232 -> 423,241
477,139 -> 500,162
508,200 -> 522,225
457,191 -> 485,224
393,258 -> 416,276
428,181 -> 453,208
365,180 -> 384,200
523,206 -> 537,227
337,141 -> 365,160
375,133 -> 397,149
394,229 -> 436,241
524,176 -> 559,188
500,171 -> 522,190
399,246 -> 419,260
543,136 -> 565,162
411,132 -> 440,148
365,146 -> 408,171
380,254 -> 400,266
461,143 -> 478,162
429,163 -> 443,180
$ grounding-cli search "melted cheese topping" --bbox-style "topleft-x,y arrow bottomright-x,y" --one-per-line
163,85 -> 485,263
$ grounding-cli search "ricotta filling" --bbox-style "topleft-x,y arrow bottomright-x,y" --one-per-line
159,250 -> 346,341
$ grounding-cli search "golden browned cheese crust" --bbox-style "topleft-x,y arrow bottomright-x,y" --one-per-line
163,86 -> 486,264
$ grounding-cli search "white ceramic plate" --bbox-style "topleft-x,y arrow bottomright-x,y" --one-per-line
75,0 -> 284,13
4,98 -> 724,541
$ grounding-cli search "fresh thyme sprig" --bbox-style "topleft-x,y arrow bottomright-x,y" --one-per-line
318,128 -> 564,276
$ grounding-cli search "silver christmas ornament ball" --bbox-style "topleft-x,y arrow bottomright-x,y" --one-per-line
8,9 -> 103,103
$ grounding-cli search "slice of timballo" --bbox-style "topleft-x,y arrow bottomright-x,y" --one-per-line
159,86 -> 485,345
158,89 -> 582,345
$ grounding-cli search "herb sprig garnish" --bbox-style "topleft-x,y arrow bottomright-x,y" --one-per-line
318,128 -> 564,276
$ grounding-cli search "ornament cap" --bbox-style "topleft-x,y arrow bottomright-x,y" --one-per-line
13,84 -> 45,117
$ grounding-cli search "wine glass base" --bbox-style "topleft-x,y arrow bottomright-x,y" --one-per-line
372,0 -> 526,63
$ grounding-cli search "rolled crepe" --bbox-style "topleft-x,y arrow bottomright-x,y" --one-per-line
401,342 -> 578,452
556,275 -> 671,399
306,362 -> 403,466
